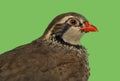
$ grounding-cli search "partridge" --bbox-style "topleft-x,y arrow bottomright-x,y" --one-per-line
0,12 -> 98,81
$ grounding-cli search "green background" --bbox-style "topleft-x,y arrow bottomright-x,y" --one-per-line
0,0 -> 119,81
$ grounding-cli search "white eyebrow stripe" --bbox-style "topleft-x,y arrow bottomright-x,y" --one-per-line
57,16 -> 74,24
44,16 -> 75,39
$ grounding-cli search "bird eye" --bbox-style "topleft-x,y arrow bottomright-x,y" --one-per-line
68,18 -> 79,26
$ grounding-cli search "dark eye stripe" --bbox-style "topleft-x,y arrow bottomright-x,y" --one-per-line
79,21 -> 88,27
79,23 -> 83,26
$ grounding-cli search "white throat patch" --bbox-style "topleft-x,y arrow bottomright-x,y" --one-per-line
62,27 -> 85,45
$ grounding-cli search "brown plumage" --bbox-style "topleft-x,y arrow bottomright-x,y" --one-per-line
0,12 -> 98,81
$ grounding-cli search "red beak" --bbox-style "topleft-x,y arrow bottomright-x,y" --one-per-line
80,22 -> 98,32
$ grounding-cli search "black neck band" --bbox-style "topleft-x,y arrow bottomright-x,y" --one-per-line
55,35 -> 84,49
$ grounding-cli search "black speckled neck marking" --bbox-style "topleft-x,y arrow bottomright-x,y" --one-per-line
55,35 -> 84,49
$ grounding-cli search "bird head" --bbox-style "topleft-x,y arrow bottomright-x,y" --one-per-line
43,12 -> 98,46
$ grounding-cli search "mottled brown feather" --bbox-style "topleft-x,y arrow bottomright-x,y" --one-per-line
0,12 -> 90,81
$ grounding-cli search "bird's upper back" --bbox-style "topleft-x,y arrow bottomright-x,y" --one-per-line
0,39 -> 89,81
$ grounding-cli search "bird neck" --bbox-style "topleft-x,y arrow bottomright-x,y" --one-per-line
49,35 -> 82,49
34,36 -> 85,50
